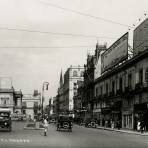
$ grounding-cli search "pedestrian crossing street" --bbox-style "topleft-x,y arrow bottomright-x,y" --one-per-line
0,138 -> 30,143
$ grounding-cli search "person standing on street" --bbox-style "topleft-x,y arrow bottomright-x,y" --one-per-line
43,118 -> 48,136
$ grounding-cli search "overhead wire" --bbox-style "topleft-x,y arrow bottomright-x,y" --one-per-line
0,27 -> 118,39
37,0 -> 133,28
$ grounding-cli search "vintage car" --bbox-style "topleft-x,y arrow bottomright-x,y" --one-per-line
0,108 -> 12,131
57,115 -> 73,132
84,118 -> 97,128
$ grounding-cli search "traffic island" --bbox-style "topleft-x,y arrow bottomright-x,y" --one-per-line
24,122 -> 44,130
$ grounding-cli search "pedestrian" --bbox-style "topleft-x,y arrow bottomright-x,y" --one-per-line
137,120 -> 140,132
116,120 -> 121,130
43,118 -> 48,136
111,120 -> 115,130
140,120 -> 145,133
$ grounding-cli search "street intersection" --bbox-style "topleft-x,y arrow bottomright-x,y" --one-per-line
0,121 -> 148,148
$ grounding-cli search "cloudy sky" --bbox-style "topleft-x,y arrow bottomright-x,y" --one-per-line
0,0 -> 147,103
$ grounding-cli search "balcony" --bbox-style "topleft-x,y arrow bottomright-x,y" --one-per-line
135,83 -> 143,91
116,89 -> 122,95
103,94 -> 108,98
109,91 -> 115,97
124,86 -> 132,93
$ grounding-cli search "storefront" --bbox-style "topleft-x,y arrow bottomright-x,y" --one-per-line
122,110 -> 133,129
134,102 -> 148,131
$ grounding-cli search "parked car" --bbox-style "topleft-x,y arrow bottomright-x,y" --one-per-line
0,108 -> 12,131
49,119 -> 56,124
84,118 -> 97,128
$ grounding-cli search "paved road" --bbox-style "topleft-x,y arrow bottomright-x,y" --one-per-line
0,121 -> 148,148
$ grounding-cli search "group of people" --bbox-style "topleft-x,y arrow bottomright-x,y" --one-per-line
102,119 -> 121,130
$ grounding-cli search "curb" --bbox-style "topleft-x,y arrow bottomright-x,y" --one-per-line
96,126 -> 148,136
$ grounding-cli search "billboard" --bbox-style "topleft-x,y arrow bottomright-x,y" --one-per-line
133,18 -> 148,55
101,32 -> 128,73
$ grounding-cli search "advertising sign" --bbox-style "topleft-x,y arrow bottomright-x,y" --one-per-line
133,18 -> 148,55
101,32 -> 128,73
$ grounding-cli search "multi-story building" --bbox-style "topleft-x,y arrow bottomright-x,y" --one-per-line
83,43 -> 107,119
0,77 -> 23,114
22,90 -> 41,120
14,90 -> 23,114
93,18 -> 148,130
57,66 -> 84,115
73,80 -> 85,121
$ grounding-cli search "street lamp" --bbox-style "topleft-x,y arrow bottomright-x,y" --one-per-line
42,82 -> 49,118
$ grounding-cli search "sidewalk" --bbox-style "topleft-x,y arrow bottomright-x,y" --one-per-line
96,125 -> 148,136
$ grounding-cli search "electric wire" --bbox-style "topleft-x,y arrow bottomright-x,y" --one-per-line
37,0 -> 133,28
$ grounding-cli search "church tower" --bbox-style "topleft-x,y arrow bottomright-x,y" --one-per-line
59,70 -> 63,88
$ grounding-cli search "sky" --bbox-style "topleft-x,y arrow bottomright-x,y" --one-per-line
0,0 -> 147,104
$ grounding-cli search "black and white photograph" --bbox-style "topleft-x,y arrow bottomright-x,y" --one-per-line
0,0 -> 148,148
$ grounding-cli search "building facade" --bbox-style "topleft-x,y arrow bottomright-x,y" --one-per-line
94,49 -> 148,130
22,91 -> 41,120
83,43 -> 107,119
0,77 -> 23,114
57,66 -> 84,115
93,18 -> 148,130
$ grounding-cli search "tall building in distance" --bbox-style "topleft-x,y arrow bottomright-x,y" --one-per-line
57,65 -> 84,115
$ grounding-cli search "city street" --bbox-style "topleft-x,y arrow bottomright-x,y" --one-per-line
0,121 -> 148,148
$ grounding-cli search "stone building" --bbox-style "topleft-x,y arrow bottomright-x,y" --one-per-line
0,77 -> 23,114
57,66 -> 84,116
82,43 -> 107,119
93,18 -> 148,130
22,91 -> 41,120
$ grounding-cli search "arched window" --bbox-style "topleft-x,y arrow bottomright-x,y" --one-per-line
145,67 -> 148,82
80,71 -> 84,77
73,70 -> 78,77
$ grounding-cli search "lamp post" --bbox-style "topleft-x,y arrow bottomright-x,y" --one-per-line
42,82 -> 49,118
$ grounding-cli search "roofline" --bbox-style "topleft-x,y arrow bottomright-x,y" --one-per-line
95,48 -> 148,83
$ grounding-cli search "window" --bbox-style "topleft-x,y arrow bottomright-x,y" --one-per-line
112,81 -> 115,93
73,83 -> 77,90
128,73 -> 132,88
80,71 -> 84,77
4,100 -> 6,105
100,86 -> 103,96
119,78 -> 122,90
145,67 -> 148,82
73,70 -> 78,77
1,98 -> 9,105
106,83 -> 108,95
96,87 -> 98,97
139,69 -> 143,84
74,82 -> 77,86
34,102 -> 38,107
23,110 -> 26,114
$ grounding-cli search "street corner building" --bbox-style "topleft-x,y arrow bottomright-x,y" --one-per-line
0,77 -> 23,114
